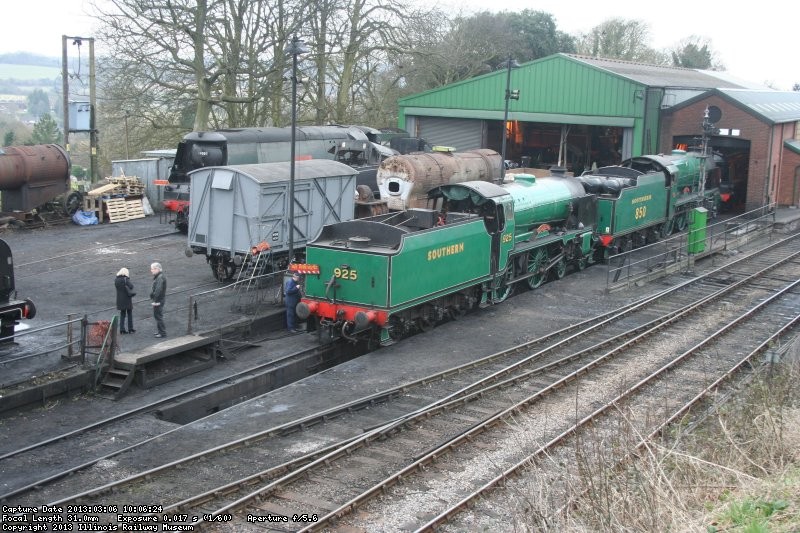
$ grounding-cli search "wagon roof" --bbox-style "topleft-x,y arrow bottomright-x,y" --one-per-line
195,160 -> 358,183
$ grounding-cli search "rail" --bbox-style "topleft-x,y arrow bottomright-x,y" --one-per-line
606,204 -> 776,291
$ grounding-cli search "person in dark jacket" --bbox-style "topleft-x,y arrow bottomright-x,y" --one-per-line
284,272 -> 303,333
150,262 -> 167,338
115,267 -> 135,334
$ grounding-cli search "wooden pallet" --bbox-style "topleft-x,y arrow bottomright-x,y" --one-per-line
125,199 -> 145,220
83,196 -> 104,223
107,176 -> 145,196
83,188 -> 146,224
105,198 -> 129,223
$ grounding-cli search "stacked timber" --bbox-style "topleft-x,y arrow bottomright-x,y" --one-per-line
83,176 -> 146,223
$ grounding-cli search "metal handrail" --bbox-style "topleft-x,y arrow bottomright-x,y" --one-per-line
606,204 -> 777,290
187,269 -> 286,334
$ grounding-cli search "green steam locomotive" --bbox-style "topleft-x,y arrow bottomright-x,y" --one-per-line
295,149 -> 721,345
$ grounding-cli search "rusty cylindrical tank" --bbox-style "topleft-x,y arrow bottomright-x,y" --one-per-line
377,148 -> 502,211
0,144 -> 71,212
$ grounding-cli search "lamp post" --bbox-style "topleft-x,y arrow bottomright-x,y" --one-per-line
285,35 -> 309,266
499,56 -> 520,183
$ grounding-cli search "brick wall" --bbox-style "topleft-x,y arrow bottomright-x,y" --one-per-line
778,149 -> 800,206
660,96 -> 782,211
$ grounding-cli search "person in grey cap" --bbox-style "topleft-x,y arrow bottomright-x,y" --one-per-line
150,262 -> 167,338
284,272 -> 303,333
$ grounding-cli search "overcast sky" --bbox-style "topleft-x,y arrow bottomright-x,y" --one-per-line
1,0 -> 797,91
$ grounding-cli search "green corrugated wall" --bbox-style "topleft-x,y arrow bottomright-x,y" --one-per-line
399,54 -> 652,156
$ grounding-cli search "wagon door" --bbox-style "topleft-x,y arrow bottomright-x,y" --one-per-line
289,181 -> 313,246
205,168 -> 238,252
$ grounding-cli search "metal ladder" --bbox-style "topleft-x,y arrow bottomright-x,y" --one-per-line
232,242 -> 275,312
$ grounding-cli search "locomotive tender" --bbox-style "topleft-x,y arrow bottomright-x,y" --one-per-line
295,149 -> 721,345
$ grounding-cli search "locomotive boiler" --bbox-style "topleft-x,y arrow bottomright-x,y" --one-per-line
0,144 -> 78,217
376,148 -> 502,211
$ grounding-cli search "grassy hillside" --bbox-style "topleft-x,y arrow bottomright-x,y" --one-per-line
0,63 -> 61,81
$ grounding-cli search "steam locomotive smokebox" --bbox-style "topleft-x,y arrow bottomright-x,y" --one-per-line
0,144 -> 71,212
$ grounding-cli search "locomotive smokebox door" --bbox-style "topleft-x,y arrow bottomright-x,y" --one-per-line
687,207 -> 708,254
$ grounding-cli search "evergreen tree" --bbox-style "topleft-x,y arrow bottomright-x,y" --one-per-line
27,89 -> 51,119
30,113 -> 62,144
3,131 -> 14,146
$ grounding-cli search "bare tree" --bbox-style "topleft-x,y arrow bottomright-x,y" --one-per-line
309,0 -> 418,124
392,9 -> 575,95
92,0 -> 307,134
576,18 -> 667,64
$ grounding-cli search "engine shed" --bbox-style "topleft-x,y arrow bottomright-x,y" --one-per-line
398,53 -> 800,213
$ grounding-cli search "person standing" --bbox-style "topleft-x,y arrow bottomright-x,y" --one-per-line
150,262 -> 167,338
284,272 -> 303,333
114,267 -> 135,334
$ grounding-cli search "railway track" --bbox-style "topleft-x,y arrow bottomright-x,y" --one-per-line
0,342 -> 343,501
13,231 -> 180,279
424,289 -> 799,532
3,234 -> 798,531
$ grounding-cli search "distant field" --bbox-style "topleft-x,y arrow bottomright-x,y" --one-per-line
0,63 -> 61,80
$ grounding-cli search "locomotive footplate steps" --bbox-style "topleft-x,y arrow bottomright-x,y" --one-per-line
111,335 -> 221,392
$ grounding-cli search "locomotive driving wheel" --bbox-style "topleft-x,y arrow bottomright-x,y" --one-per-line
661,218 -> 675,238
552,256 -> 567,279
527,248 -> 547,289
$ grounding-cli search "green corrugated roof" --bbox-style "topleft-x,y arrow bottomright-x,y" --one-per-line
399,54 -> 646,121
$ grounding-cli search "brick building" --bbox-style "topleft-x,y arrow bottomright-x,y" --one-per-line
661,89 -> 800,211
